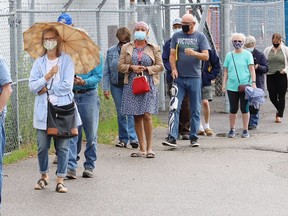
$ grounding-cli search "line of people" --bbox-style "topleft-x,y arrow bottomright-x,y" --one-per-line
0,11 -> 286,209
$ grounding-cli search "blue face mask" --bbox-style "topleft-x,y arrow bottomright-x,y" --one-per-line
173,28 -> 182,34
245,47 -> 254,52
134,31 -> 146,41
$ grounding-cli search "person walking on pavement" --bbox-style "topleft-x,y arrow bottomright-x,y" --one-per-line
162,17 -> 190,140
222,33 -> 256,139
244,35 -> 269,130
0,55 -> 13,207
29,26 -> 79,193
263,33 -> 288,124
198,49 -> 221,136
162,13 -> 210,148
103,27 -> 139,148
118,21 -> 164,158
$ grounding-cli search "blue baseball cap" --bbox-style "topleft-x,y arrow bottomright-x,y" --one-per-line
57,13 -> 72,25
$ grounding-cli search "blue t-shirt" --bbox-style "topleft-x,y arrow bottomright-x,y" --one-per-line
0,56 -> 12,115
223,50 -> 254,92
0,56 -> 12,93
170,31 -> 210,77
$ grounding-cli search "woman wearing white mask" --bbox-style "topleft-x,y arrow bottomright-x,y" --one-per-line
29,26 -> 79,193
222,33 -> 256,139
118,21 -> 164,158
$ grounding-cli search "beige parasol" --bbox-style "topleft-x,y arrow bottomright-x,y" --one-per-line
23,22 -> 100,74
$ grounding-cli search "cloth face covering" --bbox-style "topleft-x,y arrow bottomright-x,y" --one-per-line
232,41 -> 244,50
44,40 -> 57,51
182,25 -> 190,33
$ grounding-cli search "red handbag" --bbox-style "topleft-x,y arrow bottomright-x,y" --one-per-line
132,72 -> 151,95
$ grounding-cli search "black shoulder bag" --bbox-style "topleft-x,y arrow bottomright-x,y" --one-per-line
46,77 -> 78,139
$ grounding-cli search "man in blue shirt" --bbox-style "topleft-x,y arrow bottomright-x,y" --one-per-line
162,18 -> 190,140
67,57 -> 103,179
162,14 -> 210,148
0,56 -> 13,207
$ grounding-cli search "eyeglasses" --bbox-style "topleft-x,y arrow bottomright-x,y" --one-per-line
44,37 -> 56,41
233,40 -> 243,43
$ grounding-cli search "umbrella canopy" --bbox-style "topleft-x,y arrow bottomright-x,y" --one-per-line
23,22 -> 100,74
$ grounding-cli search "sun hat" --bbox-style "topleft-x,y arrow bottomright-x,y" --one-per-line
57,13 -> 73,25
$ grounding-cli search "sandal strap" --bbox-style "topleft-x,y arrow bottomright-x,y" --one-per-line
56,183 -> 67,193
37,179 -> 48,189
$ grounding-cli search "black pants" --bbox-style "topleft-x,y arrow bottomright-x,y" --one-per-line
267,73 -> 287,117
227,90 -> 249,114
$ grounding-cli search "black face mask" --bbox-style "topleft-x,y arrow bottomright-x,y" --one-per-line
273,43 -> 280,48
182,25 -> 190,33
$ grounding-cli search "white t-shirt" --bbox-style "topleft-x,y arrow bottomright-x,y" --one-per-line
46,58 -> 59,104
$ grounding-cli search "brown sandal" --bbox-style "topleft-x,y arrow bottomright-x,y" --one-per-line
130,152 -> 146,157
55,183 -> 68,193
34,178 -> 48,190
146,151 -> 155,158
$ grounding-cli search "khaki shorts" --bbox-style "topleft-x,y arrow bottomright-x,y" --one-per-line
202,86 -> 213,101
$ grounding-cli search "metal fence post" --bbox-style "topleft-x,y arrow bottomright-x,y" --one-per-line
221,0 -> 230,113
9,0 -> 20,149
156,2 -> 165,111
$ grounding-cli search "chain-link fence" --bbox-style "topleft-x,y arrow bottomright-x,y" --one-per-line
0,0 -> 285,152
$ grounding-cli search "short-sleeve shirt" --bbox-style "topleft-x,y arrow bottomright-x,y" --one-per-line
0,56 -> 12,93
170,31 -> 210,77
223,50 -> 254,92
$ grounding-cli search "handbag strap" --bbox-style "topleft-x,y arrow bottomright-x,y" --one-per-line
231,53 -> 250,84
231,53 -> 241,84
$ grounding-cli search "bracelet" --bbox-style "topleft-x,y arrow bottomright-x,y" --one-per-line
252,81 -> 256,83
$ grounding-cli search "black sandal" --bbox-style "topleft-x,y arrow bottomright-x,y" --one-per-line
115,141 -> 127,148
55,183 -> 68,193
130,141 -> 139,149
34,178 -> 48,190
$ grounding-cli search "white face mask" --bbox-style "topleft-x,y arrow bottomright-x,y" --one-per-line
173,28 -> 182,33
44,40 -> 57,51
245,47 -> 254,52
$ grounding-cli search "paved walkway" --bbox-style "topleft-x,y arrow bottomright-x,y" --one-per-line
2,97 -> 288,216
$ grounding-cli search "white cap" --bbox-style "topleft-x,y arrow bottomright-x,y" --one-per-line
172,18 -> 182,26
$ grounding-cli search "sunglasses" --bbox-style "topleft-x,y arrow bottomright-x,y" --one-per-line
233,40 -> 243,43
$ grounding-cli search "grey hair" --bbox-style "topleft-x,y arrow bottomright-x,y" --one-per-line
231,33 -> 246,42
244,35 -> 256,47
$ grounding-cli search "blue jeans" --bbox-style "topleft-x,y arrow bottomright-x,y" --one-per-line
110,84 -> 138,144
0,113 -> 6,207
36,130 -> 69,178
168,77 -> 202,140
68,89 -> 99,171
249,112 -> 259,127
